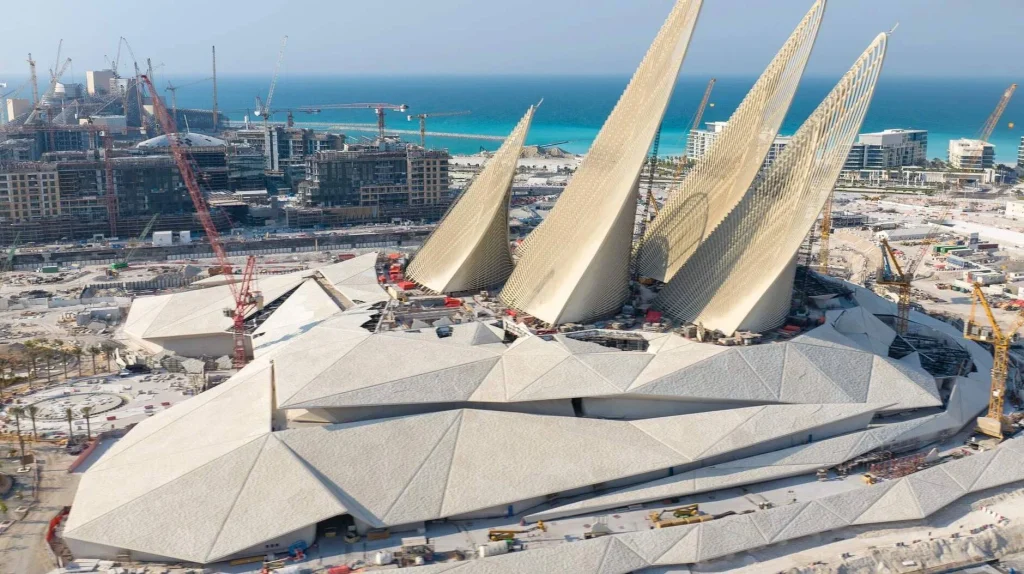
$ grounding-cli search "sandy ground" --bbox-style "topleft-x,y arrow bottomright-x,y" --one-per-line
0,444 -> 79,574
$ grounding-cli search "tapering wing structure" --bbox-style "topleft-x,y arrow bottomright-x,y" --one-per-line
656,33 -> 889,334
405,105 -> 537,293
635,0 -> 826,283
499,0 -> 703,325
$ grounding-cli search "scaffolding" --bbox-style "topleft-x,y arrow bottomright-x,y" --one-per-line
868,452 -> 926,480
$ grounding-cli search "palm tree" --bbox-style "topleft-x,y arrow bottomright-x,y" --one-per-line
26,405 -> 38,441
58,347 -> 70,380
72,344 -> 84,377
101,342 -> 116,371
88,345 -> 101,374
21,341 -> 37,381
9,407 -> 25,459
65,407 -> 74,443
81,406 -> 93,439
0,356 -> 8,400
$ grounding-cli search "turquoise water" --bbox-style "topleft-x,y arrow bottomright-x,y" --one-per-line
164,75 -> 1023,164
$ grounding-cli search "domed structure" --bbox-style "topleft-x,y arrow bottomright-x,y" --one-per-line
137,132 -> 227,148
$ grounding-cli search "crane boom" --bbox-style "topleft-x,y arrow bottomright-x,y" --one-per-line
27,54 -> 39,107
978,83 -> 1017,143
407,110 -> 471,147
673,78 -> 716,184
140,74 -> 259,368
263,36 -> 288,118
876,203 -> 954,334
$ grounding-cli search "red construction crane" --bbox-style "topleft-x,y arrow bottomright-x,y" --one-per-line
298,103 -> 409,140
140,74 -> 261,368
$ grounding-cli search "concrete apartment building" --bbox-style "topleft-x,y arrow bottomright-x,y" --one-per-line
0,163 -> 61,221
85,69 -> 116,96
1018,135 -> 1023,174
688,121 -> 791,171
949,138 -> 995,170
843,128 -> 927,170
301,144 -> 450,208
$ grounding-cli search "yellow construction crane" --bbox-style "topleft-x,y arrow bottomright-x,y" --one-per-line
964,283 -> 1021,439
407,110 -> 471,148
876,203 -> 954,334
978,83 -> 1017,143
817,189 -> 835,274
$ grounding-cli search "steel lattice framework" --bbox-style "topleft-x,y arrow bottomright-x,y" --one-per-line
405,105 -> 537,293
635,0 -> 826,283
655,33 -> 889,334
499,0 -> 703,325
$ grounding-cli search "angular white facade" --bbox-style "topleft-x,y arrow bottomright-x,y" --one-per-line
656,33 -> 888,334
406,106 -> 537,293
500,0 -> 703,325
635,0 -> 825,283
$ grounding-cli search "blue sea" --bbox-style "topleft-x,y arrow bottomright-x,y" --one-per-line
90,74 -> 1024,164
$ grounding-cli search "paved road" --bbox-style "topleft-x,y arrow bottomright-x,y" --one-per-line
0,443 -> 79,574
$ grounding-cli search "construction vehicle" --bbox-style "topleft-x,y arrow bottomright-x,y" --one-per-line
964,282 -> 1021,439
141,74 -> 262,368
487,521 -> 547,541
111,213 -> 159,271
862,473 -> 878,485
652,513 -> 714,529
977,83 -> 1017,143
648,504 -> 699,524
407,111 -> 472,147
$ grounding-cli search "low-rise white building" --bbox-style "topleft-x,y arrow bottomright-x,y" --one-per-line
1005,200 -> 1024,219
949,138 -> 995,170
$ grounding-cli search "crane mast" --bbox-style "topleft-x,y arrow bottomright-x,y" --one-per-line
978,83 -> 1017,143
964,283 -> 1023,439
212,46 -> 219,132
673,78 -> 716,184
876,203 -> 954,334
407,110 -> 471,148
27,53 -> 39,107
140,74 -> 260,368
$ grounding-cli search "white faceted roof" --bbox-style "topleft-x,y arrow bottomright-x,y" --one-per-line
123,272 -> 308,340
251,280 -> 341,357
428,437 -> 1024,574
267,316 -> 940,412
316,253 -> 390,306
65,395 -> 882,563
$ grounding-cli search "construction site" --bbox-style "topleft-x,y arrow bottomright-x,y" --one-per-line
0,1 -> 1023,573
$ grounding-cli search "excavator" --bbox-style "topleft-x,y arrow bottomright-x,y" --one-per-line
487,520 -> 547,541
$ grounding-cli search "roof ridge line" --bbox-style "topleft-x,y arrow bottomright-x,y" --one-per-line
381,412 -> 464,521
437,411 -> 467,517
202,434 -> 272,562
285,356 -> 500,408
278,334 -> 377,406
506,355 -> 576,400
690,406 -> 766,459
65,434 -> 268,539
735,348 -> 782,400
788,344 -> 856,403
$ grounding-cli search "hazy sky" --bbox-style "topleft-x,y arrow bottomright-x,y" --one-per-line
1,0 -> 1021,79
